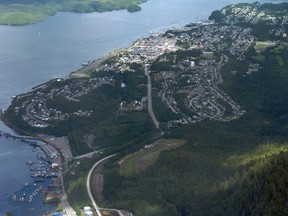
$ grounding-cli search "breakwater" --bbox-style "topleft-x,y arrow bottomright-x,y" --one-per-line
0,130 -> 39,146
0,130 -> 55,164
0,134 -> 57,215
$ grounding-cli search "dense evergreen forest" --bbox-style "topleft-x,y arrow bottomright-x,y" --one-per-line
101,7 -> 288,215
4,2 -> 288,215
0,0 -> 146,25
101,45 -> 288,216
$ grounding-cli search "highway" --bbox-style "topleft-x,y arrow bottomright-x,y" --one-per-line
144,65 -> 160,129
75,149 -> 103,160
86,154 -> 117,216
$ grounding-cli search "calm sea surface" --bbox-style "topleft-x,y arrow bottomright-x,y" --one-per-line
0,137 -> 56,215
0,0 -> 283,215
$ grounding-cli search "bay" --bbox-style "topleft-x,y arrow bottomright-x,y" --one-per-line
0,0 -> 284,215
0,0 -> 278,109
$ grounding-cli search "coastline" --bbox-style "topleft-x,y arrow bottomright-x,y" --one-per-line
0,40 -> 136,215
2,1 -> 288,214
0,133 -> 57,215
69,45 -> 133,78
0,109 -> 66,215
0,0 -> 146,26
1,19 -> 187,214
1,14 -> 222,215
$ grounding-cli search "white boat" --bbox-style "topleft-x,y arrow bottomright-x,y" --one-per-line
82,61 -> 91,66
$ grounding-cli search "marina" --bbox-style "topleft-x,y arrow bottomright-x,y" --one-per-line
11,184 -> 43,203
0,0 -> 272,214
0,131 -> 60,215
11,147 -> 62,204
9,150 -> 61,205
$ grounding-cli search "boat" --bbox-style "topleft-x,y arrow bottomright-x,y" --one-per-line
34,177 -> 46,182
26,160 -> 33,165
81,61 -> 91,66
11,194 -> 16,202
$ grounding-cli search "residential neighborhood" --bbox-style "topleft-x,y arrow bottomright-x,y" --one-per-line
7,5 -> 287,131
4,2 -> 288,216
11,77 -> 113,128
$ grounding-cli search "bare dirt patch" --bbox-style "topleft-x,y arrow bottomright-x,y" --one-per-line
91,160 -> 106,202
84,134 -> 96,150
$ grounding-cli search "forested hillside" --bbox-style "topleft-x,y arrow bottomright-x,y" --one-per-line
4,2 -> 288,215
0,0 -> 146,25
101,3 -> 288,215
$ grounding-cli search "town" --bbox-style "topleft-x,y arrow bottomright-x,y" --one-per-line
9,20 -> 258,129
11,77 -> 113,128
4,2 -> 288,215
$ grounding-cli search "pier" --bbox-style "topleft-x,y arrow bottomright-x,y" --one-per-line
12,184 -> 43,203
0,130 -> 63,206
0,130 -> 39,146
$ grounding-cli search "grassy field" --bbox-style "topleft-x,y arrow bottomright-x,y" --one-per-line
4,3 -> 288,214
104,141 -> 288,216
101,35 -> 288,215
254,41 -> 276,49
119,139 -> 186,177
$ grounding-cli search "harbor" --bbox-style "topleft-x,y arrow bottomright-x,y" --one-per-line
11,184 -> 43,203
11,159 -> 62,205
0,131 -> 60,215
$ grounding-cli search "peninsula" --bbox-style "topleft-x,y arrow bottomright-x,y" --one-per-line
4,2 -> 288,216
0,0 -> 146,25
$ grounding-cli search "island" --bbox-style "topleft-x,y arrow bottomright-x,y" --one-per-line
0,0 -> 146,25
3,2 -> 288,216
127,4 -> 142,12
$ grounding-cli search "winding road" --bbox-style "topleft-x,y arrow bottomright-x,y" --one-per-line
86,154 -> 117,216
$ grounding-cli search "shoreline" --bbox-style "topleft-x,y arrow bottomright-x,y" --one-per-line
0,40 -> 136,215
69,44 -> 134,78
1,21 -> 183,215
0,134 -> 57,215
0,0 -> 147,26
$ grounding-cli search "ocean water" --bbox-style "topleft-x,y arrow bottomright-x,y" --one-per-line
0,0 -> 285,215
0,0 -> 277,110
0,136 -> 56,215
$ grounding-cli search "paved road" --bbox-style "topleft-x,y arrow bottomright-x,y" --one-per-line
86,154 -> 117,216
26,102 -> 52,126
75,150 -> 103,159
100,208 -> 126,216
61,192 -> 77,216
145,65 -> 160,129
161,73 -> 178,114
